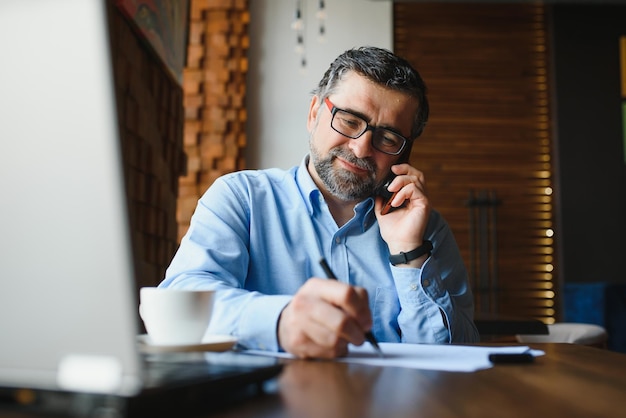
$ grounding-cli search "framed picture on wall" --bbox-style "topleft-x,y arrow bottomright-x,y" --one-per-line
115,0 -> 189,85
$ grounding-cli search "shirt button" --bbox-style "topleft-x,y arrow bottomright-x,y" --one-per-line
410,283 -> 418,291
335,237 -> 341,244
423,279 -> 430,287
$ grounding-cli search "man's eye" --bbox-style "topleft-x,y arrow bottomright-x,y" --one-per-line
380,133 -> 401,147
339,115 -> 362,130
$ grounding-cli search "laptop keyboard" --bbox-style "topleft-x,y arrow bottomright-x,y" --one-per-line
141,351 -> 283,390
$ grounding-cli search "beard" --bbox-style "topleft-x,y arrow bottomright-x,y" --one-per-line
310,144 -> 379,201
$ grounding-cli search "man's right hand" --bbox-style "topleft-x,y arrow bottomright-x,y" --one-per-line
277,278 -> 373,359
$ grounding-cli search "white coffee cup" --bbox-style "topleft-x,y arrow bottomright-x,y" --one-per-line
139,287 -> 215,346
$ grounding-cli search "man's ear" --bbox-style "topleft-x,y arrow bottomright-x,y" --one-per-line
306,95 -> 321,133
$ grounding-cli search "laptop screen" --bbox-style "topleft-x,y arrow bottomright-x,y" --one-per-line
0,0 -> 142,396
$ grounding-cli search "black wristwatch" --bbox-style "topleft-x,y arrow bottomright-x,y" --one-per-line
389,240 -> 433,266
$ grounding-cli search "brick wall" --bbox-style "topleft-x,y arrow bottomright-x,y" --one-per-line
104,0 -> 249,292
178,0 -> 250,241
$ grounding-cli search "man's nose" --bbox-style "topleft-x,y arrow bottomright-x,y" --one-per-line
348,130 -> 374,159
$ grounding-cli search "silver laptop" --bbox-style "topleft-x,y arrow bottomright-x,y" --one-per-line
0,1 -> 280,415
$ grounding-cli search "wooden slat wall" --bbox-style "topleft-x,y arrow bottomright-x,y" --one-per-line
108,4 -> 186,289
395,3 -> 557,323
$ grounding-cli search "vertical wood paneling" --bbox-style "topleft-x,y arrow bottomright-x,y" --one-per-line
108,4 -> 186,289
395,3 -> 556,323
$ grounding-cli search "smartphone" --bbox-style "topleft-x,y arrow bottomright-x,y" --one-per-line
376,155 -> 411,215
375,172 -> 399,215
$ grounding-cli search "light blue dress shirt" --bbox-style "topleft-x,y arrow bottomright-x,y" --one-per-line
161,157 -> 479,351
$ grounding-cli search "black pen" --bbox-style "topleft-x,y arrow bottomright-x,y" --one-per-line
319,258 -> 384,358
488,351 -> 534,364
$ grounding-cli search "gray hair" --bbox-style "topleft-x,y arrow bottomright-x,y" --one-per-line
312,46 -> 429,148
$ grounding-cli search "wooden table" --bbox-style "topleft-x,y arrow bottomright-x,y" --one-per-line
208,343 -> 626,418
2,344 -> 624,417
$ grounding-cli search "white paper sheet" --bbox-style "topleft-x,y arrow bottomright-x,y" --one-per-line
244,343 -> 545,372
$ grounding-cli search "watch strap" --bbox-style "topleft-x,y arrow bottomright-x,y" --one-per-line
389,240 -> 433,266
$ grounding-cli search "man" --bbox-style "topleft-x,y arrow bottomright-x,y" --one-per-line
160,47 -> 479,358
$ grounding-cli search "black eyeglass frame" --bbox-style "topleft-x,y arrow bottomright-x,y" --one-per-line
324,97 -> 410,156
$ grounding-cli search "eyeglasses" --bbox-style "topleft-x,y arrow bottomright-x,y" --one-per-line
324,97 -> 409,156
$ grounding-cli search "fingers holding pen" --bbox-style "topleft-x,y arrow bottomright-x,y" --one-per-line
277,278 -> 373,359
312,279 -> 372,331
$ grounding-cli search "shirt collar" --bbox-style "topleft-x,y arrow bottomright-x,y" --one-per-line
295,155 -> 319,216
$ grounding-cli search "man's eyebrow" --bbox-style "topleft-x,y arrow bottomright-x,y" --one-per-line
342,106 -> 405,136
340,105 -> 370,122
